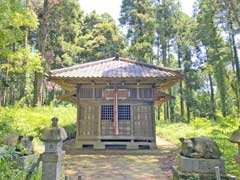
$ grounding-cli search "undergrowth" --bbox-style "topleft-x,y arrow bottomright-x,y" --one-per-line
0,105 -> 77,153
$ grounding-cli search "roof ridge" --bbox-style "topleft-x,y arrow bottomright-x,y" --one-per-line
50,57 -> 114,75
119,57 -> 181,73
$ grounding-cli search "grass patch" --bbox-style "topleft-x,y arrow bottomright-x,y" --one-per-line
0,105 -> 76,136
0,105 -> 77,153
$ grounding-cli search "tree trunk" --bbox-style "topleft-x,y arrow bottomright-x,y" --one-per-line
3,87 -> 7,106
48,86 -> 55,104
208,71 -> 216,120
157,35 -> 161,65
33,0 -> 49,106
162,42 -> 167,66
157,104 -> 161,121
10,85 -> 15,105
186,100 -> 190,123
185,81 -> 192,123
229,22 -> 240,81
164,102 -> 169,122
228,22 -> 240,116
183,49 -> 192,123
19,29 -> 29,100
33,72 -> 39,106
169,89 -> 175,122
226,0 -> 240,30
177,45 -> 184,120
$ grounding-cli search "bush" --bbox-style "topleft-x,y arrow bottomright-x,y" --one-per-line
0,145 -> 42,180
0,105 -> 76,136
0,105 -> 76,153
0,108 -> 19,139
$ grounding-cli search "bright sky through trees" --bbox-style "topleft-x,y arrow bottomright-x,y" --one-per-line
79,0 -> 195,23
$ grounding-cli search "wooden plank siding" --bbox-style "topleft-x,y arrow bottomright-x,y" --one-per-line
76,85 -> 156,149
77,102 -> 154,139
78,104 -> 99,137
132,104 -> 153,137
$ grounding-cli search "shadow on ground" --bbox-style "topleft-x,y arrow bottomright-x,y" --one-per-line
64,137 -> 178,180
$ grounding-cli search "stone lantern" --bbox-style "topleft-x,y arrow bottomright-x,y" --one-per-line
40,117 -> 68,180
230,126 -> 240,164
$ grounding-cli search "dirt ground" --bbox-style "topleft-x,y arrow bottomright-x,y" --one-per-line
64,137 -> 178,180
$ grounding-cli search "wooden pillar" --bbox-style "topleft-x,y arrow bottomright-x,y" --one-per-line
131,104 -> 134,142
137,82 -> 140,99
76,84 -> 81,141
152,85 -> 157,148
98,103 -> 101,142
152,101 -> 156,148
92,82 -> 95,100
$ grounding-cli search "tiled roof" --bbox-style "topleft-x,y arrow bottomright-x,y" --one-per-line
50,57 -> 182,79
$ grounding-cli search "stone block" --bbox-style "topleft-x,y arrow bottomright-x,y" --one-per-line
172,166 -> 236,180
178,155 -> 225,174
126,143 -> 139,150
94,143 -> 105,150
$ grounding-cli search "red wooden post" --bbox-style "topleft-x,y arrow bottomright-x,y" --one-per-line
114,87 -> 119,135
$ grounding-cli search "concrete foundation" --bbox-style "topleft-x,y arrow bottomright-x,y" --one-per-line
75,140 -> 156,150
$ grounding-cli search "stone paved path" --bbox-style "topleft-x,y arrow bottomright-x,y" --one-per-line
64,137 -> 178,180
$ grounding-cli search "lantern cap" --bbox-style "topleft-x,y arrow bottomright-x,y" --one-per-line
40,117 -> 68,142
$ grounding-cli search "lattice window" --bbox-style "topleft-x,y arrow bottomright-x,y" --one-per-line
139,88 -> 152,98
101,105 -> 114,120
101,105 -> 131,121
118,105 -> 131,120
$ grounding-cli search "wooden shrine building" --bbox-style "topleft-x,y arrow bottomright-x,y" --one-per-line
49,55 -> 182,149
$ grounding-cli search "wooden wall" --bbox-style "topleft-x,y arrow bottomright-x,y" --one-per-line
76,84 -> 155,142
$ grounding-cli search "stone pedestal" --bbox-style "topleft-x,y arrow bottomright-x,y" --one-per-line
172,166 -> 235,180
173,156 -> 236,180
40,117 -> 68,180
178,156 -> 224,174
41,152 -> 65,180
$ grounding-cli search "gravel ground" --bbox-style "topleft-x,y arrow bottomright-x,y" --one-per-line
64,137 -> 178,180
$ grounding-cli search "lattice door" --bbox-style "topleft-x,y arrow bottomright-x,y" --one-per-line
101,104 -> 131,136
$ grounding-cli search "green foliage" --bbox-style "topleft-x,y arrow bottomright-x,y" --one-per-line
80,12 -> 126,61
120,0 -> 155,62
0,110 -> 17,138
195,0 -> 233,117
0,146 -> 26,179
0,105 -> 76,138
0,0 -> 38,48
0,145 -> 41,180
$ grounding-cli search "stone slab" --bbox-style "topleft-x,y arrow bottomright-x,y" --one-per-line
178,155 -> 225,174
172,166 -> 236,180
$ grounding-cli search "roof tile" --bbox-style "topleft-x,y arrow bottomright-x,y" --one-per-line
50,57 -> 181,79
